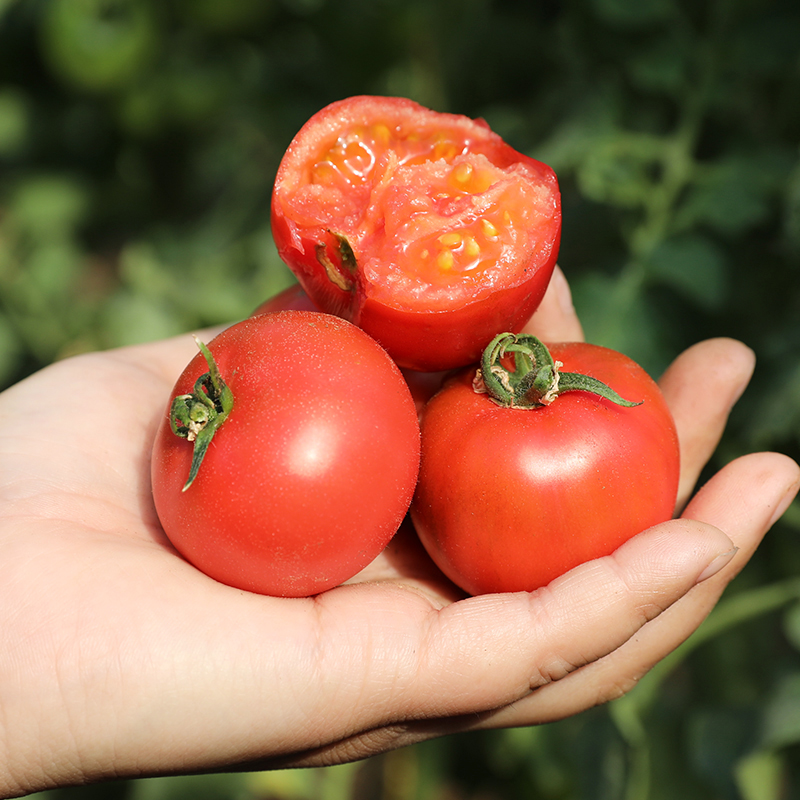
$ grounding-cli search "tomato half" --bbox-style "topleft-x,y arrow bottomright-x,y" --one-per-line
151,311 -> 421,598
410,340 -> 680,596
271,96 -> 561,371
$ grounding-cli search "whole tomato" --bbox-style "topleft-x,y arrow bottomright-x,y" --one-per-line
271,95 -> 561,371
252,284 -> 450,414
151,311 -> 421,598
410,334 -> 680,596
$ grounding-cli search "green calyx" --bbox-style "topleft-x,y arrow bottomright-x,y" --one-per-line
474,332 -> 641,410
169,337 -> 234,491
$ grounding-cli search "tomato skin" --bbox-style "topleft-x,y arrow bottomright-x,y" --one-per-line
151,311 -> 421,598
271,95 -> 561,372
252,284 -> 450,414
251,283 -> 318,315
410,343 -> 680,596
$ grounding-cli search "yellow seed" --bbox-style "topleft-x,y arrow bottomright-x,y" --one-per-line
433,142 -> 457,161
311,160 -> 338,184
437,250 -> 455,270
452,162 -> 473,183
438,232 -> 462,248
481,218 -> 498,238
373,123 -> 391,146
420,249 -> 429,259
464,236 -> 481,258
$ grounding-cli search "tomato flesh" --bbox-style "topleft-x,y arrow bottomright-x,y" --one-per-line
410,342 -> 680,596
271,96 -> 561,371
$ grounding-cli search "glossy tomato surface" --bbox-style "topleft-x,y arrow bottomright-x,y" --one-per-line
410,342 -> 680,596
151,311 -> 421,598
271,95 -> 561,371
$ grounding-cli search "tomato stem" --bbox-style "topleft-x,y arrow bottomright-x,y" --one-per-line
168,337 -> 234,491
475,332 -> 641,409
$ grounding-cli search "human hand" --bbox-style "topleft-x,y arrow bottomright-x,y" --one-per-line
0,267 -> 797,797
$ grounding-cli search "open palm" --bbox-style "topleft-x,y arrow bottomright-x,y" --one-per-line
1,268 -> 797,798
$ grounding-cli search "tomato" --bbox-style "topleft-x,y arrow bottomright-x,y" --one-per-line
151,311 -> 421,598
252,284 -> 450,414
270,95 -> 561,372
251,283 -> 318,315
410,335 -> 680,596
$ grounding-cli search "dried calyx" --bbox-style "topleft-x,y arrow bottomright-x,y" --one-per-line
168,337 -> 234,491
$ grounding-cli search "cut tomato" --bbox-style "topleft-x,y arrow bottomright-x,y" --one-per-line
271,96 -> 561,371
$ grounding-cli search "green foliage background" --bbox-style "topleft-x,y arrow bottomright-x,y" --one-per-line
1,0 -> 799,797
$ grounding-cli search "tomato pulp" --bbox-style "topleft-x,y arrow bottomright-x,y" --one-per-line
410,341 -> 680,596
271,96 -> 561,371
151,311 -> 421,598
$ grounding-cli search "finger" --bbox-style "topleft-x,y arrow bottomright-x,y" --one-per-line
522,265 -> 584,342
270,516 -> 736,767
658,338 -> 755,509
479,451 -> 800,728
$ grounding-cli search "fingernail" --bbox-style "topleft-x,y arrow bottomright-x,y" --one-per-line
696,546 -> 739,584
769,482 -> 800,528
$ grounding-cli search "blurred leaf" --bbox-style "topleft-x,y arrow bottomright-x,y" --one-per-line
758,672 -> 800,750
25,240 -> 83,296
591,0 -> 674,28
571,268 -> 667,373
688,708 -> 761,797
0,0 -> 18,19
0,311 -> 22,384
41,0 -> 161,92
175,0 -> 273,32
131,773 -> 251,800
734,750 -> 785,800
0,88 -> 28,156
729,9 -> 800,78
100,291 -> 186,346
626,31 -> 689,95
534,87 -> 622,174
782,600 -> 800,652
576,133 -> 663,210
8,175 -> 88,239
676,152 -> 792,236
746,361 -> 800,450
785,154 -> 800,253
648,233 -> 728,310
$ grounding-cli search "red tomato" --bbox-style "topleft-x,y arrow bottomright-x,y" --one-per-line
151,311 -> 421,598
252,284 -> 450,414
271,95 -> 561,371
410,339 -> 680,596
251,283 -> 318,315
